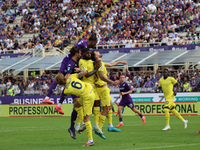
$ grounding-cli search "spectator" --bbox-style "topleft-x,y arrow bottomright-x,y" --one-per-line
183,81 -> 191,92
190,77 -> 198,91
143,77 -> 154,88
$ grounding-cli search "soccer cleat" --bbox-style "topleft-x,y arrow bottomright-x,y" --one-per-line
83,141 -> 94,147
142,116 -> 146,124
75,125 -> 80,134
116,122 -> 124,128
42,98 -> 53,104
54,106 -> 64,115
197,130 -> 200,134
108,126 -> 121,132
68,128 -> 76,139
162,125 -> 170,131
94,131 -> 106,139
183,120 -> 188,129
77,124 -> 86,134
93,126 -> 103,134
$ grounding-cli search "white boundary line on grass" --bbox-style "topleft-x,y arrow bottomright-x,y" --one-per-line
133,143 -> 200,150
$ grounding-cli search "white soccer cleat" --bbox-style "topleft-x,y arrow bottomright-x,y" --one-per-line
75,125 -> 80,133
93,126 -> 103,134
162,125 -> 170,131
183,120 -> 188,129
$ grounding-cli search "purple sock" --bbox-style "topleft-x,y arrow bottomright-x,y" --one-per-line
46,80 -> 57,97
119,118 -> 122,122
70,108 -> 77,130
59,90 -> 66,104
139,114 -> 143,118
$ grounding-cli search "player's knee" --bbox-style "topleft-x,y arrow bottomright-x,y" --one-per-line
170,106 -> 175,110
74,101 -> 81,108
73,98 -> 79,103
94,100 -> 100,107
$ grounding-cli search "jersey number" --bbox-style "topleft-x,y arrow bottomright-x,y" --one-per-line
71,81 -> 82,89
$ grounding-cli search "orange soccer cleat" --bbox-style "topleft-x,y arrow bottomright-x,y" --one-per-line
142,116 -> 146,124
83,141 -> 94,147
55,106 -> 64,115
42,98 -> 53,104
116,122 -> 124,128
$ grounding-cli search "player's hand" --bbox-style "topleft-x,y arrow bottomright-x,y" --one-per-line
74,68 -> 81,72
120,60 -> 127,65
173,91 -> 177,96
112,80 -> 120,85
121,92 -> 125,95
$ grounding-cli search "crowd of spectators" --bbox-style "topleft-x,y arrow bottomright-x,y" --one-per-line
1,0 -> 200,53
0,0 -> 106,54
0,66 -> 200,96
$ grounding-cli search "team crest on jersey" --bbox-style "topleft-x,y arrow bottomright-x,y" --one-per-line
82,66 -> 85,70
68,64 -> 71,66
100,66 -> 103,69
123,84 -> 125,86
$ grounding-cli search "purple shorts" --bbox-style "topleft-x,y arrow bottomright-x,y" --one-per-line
71,95 -> 79,99
119,100 -> 134,109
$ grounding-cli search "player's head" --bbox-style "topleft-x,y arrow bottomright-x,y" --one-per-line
54,72 -> 66,86
70,46 -> 81,60
88,35 -> 97,48
82,48 -> 91,60
91,51 -> 102,62
120,74 -> 125,83
163,69 -> 169,78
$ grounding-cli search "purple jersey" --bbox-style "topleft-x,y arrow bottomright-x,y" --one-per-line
119,81 -> 132,102
74,39 -> 88,51
65,58 -> 78,75
59,54 -> 71,73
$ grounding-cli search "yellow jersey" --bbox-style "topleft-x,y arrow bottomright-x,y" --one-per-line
158,77 -> 177,99
95,61 -> 107,86
64,74 -> 92,98
79,59 -> 95,85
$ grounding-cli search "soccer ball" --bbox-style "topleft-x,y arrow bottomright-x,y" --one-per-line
146,4 -> 157,14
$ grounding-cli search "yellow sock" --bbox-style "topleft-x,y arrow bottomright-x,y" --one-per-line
93,107 -> 100,125
75,107 -> 83,125
171,109 -> 184,121
107,109 -> 112,125
85,121 -> 93,141
98,115 -> 106,129
164,108 -> 170,125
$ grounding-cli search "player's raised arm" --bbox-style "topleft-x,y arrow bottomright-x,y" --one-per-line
85,61 -> 101,78
98,71 -> 119,85
105,60 -> 127,67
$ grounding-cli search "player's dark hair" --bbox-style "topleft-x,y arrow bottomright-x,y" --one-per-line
82,48 -> 90,54
70,46 -> 80,57
91,51 -> 96,61
163,69 -> 169,73
88,35 -> 97,41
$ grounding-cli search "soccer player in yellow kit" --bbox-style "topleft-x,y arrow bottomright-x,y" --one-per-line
74,48 -> 102,134
158,69 -> 188,131
91,51 -> 127,139
54,71 -> 97,146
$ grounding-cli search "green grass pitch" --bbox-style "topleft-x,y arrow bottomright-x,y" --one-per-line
0,115 -> 200,150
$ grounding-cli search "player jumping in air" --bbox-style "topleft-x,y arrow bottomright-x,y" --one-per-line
91,51 -> 126,139
157,69 -> 188,131
54,70 -> 98,147
116,74 -> 146,128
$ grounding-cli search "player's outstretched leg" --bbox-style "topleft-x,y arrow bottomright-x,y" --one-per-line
107,102 -> 121,132
116,106 -> 124,128
54,90 -> 65,114
42,80 -> 57,104
163,107 -> 170,131
170,107 -> 188,129
132,107 -> 146,124
93,100 -> 100,129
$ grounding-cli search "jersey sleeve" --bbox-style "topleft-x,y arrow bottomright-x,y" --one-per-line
79,60 -> 88,72
158,79 -> 161,87
125,82 -> 131,91
171,77 -> 177,84
98,62 -> 104,72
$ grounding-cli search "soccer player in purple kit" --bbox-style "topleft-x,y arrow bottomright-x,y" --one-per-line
42,36 -> 97,105
116,74 -> 146,128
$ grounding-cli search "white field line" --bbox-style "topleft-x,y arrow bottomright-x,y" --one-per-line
133,143 -> 200,150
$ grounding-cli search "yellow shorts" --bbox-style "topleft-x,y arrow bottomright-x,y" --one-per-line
78,91 -> 95,116
93,86 -> 100,100
165,98 -> 176,109
96,86 -> 111,107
